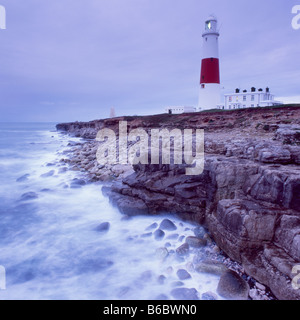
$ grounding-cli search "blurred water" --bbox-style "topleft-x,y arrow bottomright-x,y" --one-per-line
0,123 -> 223,300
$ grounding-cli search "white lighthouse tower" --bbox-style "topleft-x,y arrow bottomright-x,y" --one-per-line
198,15 -> 221,111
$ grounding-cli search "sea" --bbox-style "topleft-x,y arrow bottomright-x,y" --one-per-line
0,122 -> 224,300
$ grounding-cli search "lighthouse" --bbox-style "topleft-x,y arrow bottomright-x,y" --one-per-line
198,15 -> 221,111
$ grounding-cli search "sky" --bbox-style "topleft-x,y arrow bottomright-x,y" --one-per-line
0,0 -> 299,122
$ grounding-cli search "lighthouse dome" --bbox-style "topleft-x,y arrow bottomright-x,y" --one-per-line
206,15 -> 217,22
203,15 -> 219,35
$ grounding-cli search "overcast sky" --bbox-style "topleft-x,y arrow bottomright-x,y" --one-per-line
0,0 -> 299,122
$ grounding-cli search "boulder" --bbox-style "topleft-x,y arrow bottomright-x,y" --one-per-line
217,270 -> 249,300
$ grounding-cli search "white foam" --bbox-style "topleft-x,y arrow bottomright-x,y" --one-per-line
0,126 -> 226,300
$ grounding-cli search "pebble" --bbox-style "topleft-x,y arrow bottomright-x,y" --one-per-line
185,236 -> 207,248
40,170 -> 55,178
202,291 -> 218,300
95,222 -> 110,232
145,222 -> 158,231
58,167 -> 68,173
154,229 -> 165,240
159,219 -> 177,231
141,232 -> 152,238
212,245 -> 220,254
177,269 -> 191,280
70,178 -> 86,188
203,233 -> 213,243
176,243 -> 189,256
194,259 -> 228,276
170,288 -> 199,300
255,282 -> 266,292
155,247 -> 169,261
46,162 -> 55,166
193,226 -> 206,238
166,267 -> 173,274
178,235 -> 185,242
157,275 -> 166,285
171,281 -> 185,287
139,270 -> 153,282
185,262 -> 195,273
16,174 -> 30,182
20,192 -> 38,201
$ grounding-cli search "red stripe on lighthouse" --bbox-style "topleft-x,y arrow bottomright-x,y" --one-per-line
200,58 -> 220,84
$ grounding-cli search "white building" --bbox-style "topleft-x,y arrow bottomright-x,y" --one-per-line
165,106 -> 196,114
223,87 -> 282,110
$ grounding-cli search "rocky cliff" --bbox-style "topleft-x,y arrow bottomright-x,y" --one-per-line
57,105 -> 300,300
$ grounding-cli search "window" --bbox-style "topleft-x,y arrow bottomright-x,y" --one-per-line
229,96 -> 232,102
251,95 -> 255,101
251,104 -> 254,108
243,96 -> 246,101
206,21 -> 212,30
